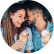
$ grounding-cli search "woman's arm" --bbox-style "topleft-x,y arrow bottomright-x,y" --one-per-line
25,50 -> 31,53
25,27 -> 33,53
11,40 -> 26,50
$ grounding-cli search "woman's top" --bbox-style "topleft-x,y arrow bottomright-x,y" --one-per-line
1,26 -> 33,53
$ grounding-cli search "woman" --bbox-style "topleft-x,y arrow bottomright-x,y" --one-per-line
1,3 -> 33,53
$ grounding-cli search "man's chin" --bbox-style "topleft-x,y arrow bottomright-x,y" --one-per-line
28,22 -> 34,27
28,22 -> 31,25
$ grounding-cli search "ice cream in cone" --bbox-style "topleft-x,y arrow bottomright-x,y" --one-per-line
41,30 -> 50,42
20,30 -> 29,40
18,30 -> 29,53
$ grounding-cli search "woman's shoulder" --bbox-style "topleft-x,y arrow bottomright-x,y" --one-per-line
25,27 -> 32,40
25,27 -> 31,31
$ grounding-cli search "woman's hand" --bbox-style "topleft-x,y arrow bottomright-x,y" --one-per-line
11,40 -> 26,50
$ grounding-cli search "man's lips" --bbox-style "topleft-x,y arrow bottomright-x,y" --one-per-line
26,20 -> 30,23
28,21 -> 30,23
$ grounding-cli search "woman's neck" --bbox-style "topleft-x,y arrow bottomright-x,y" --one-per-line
12,27 -> 18,37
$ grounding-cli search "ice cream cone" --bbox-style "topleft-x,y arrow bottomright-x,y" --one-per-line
41,30 -> 50,42
20,33 -> 29,40
42,33 -> 50,42
20,30 -> 29,41
19,30 -> 29,52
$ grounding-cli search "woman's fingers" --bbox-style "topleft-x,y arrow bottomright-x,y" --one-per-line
11,40 -> 26,50
17,40 -> 26,48
17,40 -> 26,42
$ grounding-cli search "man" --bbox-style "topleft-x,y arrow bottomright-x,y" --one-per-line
26,2 -> 53,52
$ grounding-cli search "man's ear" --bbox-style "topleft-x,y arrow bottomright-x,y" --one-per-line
35,12 -> 40,18
10,12 -> 13,19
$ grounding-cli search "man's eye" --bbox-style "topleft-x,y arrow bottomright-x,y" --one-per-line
27,16 -> 29,17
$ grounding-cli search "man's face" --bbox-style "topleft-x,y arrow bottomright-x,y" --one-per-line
26,9 -> 36,26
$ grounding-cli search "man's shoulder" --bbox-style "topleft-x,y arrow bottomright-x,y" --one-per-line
49,22 -> 53,26
49,22 -> 54,31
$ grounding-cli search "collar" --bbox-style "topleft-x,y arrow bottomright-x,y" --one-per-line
45,19 -> 51,31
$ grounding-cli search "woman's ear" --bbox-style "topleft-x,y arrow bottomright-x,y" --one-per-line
10,12 -> 13,19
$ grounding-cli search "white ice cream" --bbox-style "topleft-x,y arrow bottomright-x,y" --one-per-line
21,31 -> 27,35
41,30 -> 49,37
21,30 -> 29,36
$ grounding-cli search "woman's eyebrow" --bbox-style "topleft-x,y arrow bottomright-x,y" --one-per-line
18,14 -> 23,16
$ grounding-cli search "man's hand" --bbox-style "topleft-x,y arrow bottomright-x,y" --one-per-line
25,50 -> 31,53
42,41 -> 49,49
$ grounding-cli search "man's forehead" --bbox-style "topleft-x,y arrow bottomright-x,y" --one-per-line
27,9 -> 32,15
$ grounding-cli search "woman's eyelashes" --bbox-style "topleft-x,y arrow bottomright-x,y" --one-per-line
19,16 -> 22,17
19,15 -> 25,19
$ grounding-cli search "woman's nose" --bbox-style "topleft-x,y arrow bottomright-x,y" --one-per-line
22,17 -> 25,22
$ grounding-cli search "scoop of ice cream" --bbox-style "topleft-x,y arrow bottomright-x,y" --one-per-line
21,30 -> 29,35
41,30 -> 49,36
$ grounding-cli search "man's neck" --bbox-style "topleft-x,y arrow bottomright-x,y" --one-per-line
34,18 -> 47,35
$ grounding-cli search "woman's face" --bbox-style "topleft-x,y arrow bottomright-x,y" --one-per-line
10,9 -> 26,28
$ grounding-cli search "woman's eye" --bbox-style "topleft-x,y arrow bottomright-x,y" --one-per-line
19,16 -> 21,17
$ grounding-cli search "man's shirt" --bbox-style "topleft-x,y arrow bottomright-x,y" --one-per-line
31,19 -> 53,52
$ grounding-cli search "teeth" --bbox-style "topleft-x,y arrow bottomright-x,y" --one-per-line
28,21 -> 30,22
17,22 -> 22,24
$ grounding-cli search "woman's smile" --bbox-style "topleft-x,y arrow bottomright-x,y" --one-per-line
17,21 -> 22,25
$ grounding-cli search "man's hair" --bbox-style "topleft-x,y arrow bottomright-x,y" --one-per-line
27,1 -> 43,16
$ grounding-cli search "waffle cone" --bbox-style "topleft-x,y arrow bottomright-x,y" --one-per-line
20,33 -> 29,40
42,33 -> 50,42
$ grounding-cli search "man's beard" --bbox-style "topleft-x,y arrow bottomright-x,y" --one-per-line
26,17 -> 36,27
30,17 -> 36,26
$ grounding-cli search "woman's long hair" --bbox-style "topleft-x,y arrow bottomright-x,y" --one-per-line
4,3 -> 26,47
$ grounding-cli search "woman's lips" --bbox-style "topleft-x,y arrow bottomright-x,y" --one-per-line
17,21 -> 22,25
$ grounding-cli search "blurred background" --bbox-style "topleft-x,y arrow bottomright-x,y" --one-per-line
0,1 -> 19,49
0,0 -> 54,48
